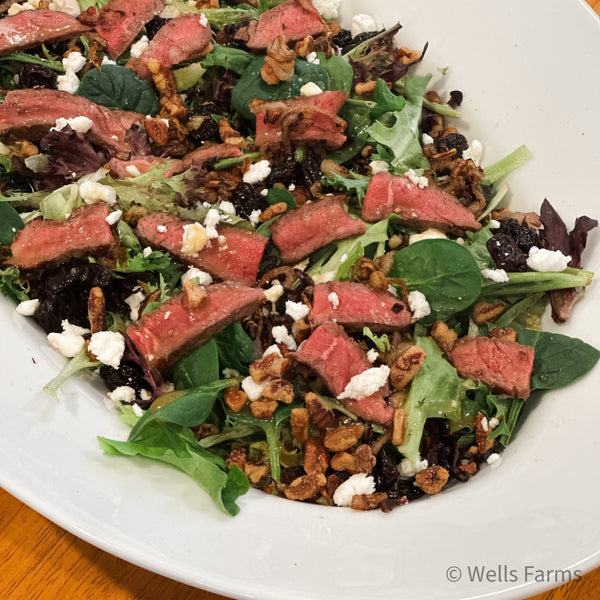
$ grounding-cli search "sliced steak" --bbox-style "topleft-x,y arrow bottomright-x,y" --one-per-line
270,195 -> 365,263
448,336 -> 534,399
362,171 -> 482,232
291,321 -> 394,425
95,0 -> 165,59
173,142 -> 242,174
106,155 -> 165,178
136,212 -> 268,285
312,281 -> 412,331
235,0 -> 324,50
250,91 -> 348,150
0,9 -> 90,56
0,89 -> 146,156
8,202 -> 115,269
126,13 -> 212,81
127,282 -> 264,372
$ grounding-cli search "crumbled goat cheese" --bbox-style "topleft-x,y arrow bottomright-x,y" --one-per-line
288,183 -> 296,191
101,56 -> 117,65
489,219 -> 501,229
422,133 -> 435,146
156,225 -> 167,233
272,325 -> 297,350
249,209 -> 262,225
105,210 -> 122,226
263,344 -> 282,357
125,165 -> 141,177
305,51 -> 320,65
62,51 -> 86,74
219,200 -> 236,215
57,70 -> 80,94
47,320 -> 88,358
79,180 -> 117,205
311,271 -> 336,284
203,208 -> 220,239
527,246 -> 571,272
405,168 -> 428,188
300,81 -> 323,96
159,5 -> 181,18
264,282 -> 284,303
285,300 -> 310,321
338,365 -> 391,400
16,299 -> 40,316
53,116 -> 93,133
222,368 -> 240,379
481,268 -> 509,282
241,376 -> 269,401
369,160 -> 389,175
312,0 -> 341,20
409,228 -> 447,245
24,154 -> 49,173
455,237 -> 465,245
351,13 -> 378,37
107,386 -> 136,405
198,13 -> 208,27
181,222 -> 209,254
480,416 -> 489,432
142,246 -> 153,257
243,160 -> 271,185
139,389 -> 152,402
181,266 -> 213,286
489,417 -> 500,429
49,0 -> 81,16
131,403 -> 144,417
88,331 -> 125,369
408,290 -> 431,320
327,292 -> 340,308
399,457 -> 428,478
333,473 -> 375,507
129,35 -> 149,59
366,348 -> 379,363
486,453 -> 502,469
463,139 -> 483,166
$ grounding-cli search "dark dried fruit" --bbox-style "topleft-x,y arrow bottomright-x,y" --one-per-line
145,16 -> 169,40
331,28 -> 352,50
486,233 -> 527,272
188,118 -> 220,144
265,159 -> 301,188
437,133 -> 468,156
99,362 -> 148,397
341,30 -> 383,55
229,182 -> 268,219
18,64 -> 57,89
497,218 -> 541,254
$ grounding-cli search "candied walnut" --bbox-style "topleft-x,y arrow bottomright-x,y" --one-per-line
250,352 -> 290,383
368,269 -> 388,292
262,378 -> 294,404
224,386 -> 248,413
473,301 -> 506,325
291,407 -> 310,443
326,473 -> 343,498
390,345 -> 426,390
431,320 -> 457,353
323,424 -> 365,453
355,80 -> 377,96
492,208 -> 542,229
87,286 -> 106,335
355,444 -> 376,474
303,437 -> 329,474
261,36 -> 296,84
293,318 -> 312,344
226,447 -> 247,470
259,202 -> 288,222
330,451 -> 356,474
123,205 -> 148,226
194,0 -> 219,7
395,46 -> 421,64
250,399 -> 279,420
305,392 -> 334,431
218,117 -> 245,148
283,472 -> 326,501
350,492 -> 388,511
392,408 -> 406,446
294,35 -> 314,57
381,497 -> 408,513
144,117 -> 169,146
182,280 -> 208,311
415,465 -> 450,495
195,422 -> 219,439
159,95 -> 190,122
475,412 -> 494,454
244,458 -> 270,484
489,327 -> 518,342
458,462 -> 478,477
146,58 -> 177,98
14,140 -> 39,158
388,390 -> 408,409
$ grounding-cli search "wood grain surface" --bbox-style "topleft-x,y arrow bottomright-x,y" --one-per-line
1,1 -> 599,599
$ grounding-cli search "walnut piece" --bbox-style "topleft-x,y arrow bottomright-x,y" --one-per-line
244,458 -> 270,484
489,327 -> 518,342
250,352 -> 290,383
283,472 -> 326,501
305,392 -> 334,431
250,399 -> 279,420
144,117 -> 169,146
303,437 -> 329,474
355,81 -> 377,96
329,451 -> 356,474
259,202 -> 288,222
224,386 -> 248,413
473,301 -> 506,325
218,117 -> 245,148
414,465 -> 450,495
87,286 -> 106,335
262,378 -> 294,404
350,492 -> 388,511
226,447 -> 247,471
390,345 -> 426,390
355,444 -> 376,474
323,424 -> 365,453
431,320 -> 457,353
392,408 -> 406,446
291,407 -> 310,443
182,280 -> 208,311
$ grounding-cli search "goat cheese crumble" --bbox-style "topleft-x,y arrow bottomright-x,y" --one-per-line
243,160 -> 271,185
53,116 -> 93,134
407,290 -> 431,320
285,300 -> 310,322
241,376 -> 268,401
300,82 -> 324,96
351,14 -> 378,37
181,267 -> 213,286
272,325 -> 297,350
16,298 -> 40,316
333,473 -> 376,507
481,268 -> 509,282
47,320 -> 89,358
312,0 -> 341,20
88,331 -> 125,369
405,169 -> 429,188
181,222 -> 209,254
105,209 -> 122,225
526,246 -> 571,272
409,228 -> 447,245
338,365 -> 390,400
79,181 -> 117,205
327,292 -> 340,308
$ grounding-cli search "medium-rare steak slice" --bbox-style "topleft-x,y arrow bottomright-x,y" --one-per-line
291,321 -> 394,425
174,143 -> 242,174
312,282 -> 413,331
235,0 -> 324,50
126,13 -> 213,81
127,282 -> 264,372
362,171 -> 482,232
8,202 -> 115,269
448,335 -> 534,399
0,90 -> 146,156
136,212 -> 267,285
0,9 -> 90,56
270,195 -> 365,264
95,0 -> 166,59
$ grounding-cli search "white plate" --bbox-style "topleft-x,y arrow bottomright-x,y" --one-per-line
1,1 -> 599,599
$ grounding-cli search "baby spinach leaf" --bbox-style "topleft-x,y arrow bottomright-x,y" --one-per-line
370,78 -> 407,120
316,53 -> 353,92
266,187 -> 297,209
0,202 -> 24,245
328,98 -> 372,164
170,338 -> 219,390
202,44 -> 253,75
214,321 -> 258,374
516,329 -> 599,391
390,239 -> 482,321
77,65 -> 158,115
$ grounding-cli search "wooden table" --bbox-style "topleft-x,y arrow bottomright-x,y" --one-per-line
2,1 -> 600,598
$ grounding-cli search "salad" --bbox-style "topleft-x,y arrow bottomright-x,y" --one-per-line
0,0 -> 598,517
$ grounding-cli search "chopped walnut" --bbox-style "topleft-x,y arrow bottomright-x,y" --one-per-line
123,205 -> 148,226
414,465 -> 450,495
458,462 -> 478,477
305,392 -> 334,431
262,378 -> 294,403
431,320 -> 458,353
14,140 -> 38,158
250,399 -> 279,420
261,35 -> 296,84
392,408 -> 406,445
226,447 -> 247,471
291,407 -> 310,443
388,390 -> 408,409
492,208 -> 542,229
144,117 -> 169,146
323,424 -> 365,453
330,451 -> 357,474
488,327 -> 518,342
390,345 -> 426,390
218,117 -> 245,148
303,437 -> 329,474
224,386 -> 248,413
195,423 -> 219,440
368,270 -> 388,293
350,492 -> 388,511
473,301 -> 506,325
182,280 -> 208,311
259,202 -> 288,222
294,35 -> 314,57
283,472 -> 326,501
244,458 -> 270,484
355,444 -> 376,474
475,412 -> 494,454
146,58 -> 177,99
250,352 -> 290,383
355,81 -> 377,96
87,286 -> 106,335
